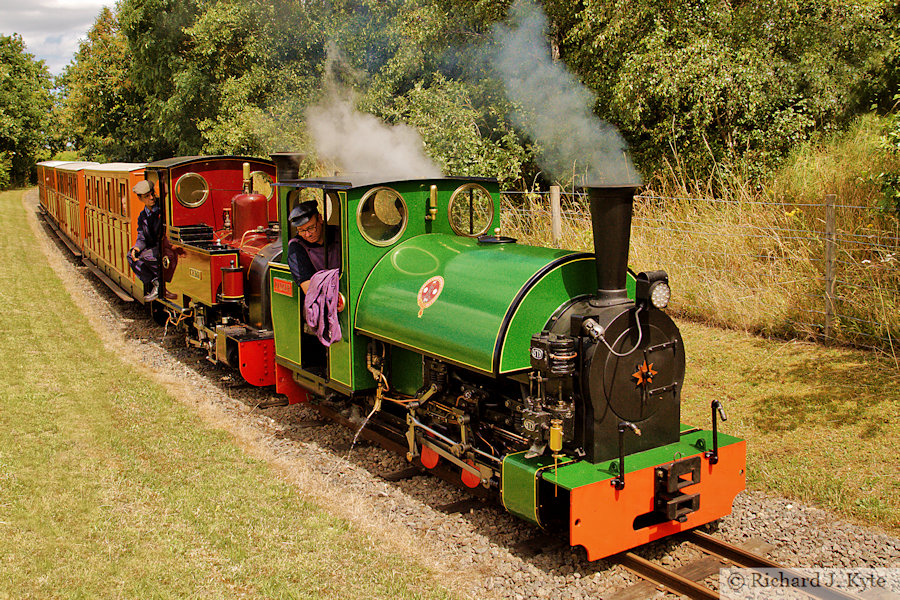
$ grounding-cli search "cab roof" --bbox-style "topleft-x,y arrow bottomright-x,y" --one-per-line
276,174 -> 497,191
145,155 -> 274,169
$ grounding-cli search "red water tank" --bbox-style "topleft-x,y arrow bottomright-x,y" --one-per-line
231,192 -> 268,242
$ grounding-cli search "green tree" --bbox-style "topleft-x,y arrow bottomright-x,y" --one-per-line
118,0 -> 203,157
548,0 -> 892,177
326,0 -> 531,183
0,34 -> 54,188
390,74 -> 529,186
60,7 -> 147,161
188,0 -> 326,155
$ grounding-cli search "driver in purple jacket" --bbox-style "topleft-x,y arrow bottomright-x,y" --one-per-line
287,200 -> 344,312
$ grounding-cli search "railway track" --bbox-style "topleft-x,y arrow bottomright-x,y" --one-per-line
611,530 -> 864,600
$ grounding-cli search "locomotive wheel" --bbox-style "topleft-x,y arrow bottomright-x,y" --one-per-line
150,301 -> 168,326
461,460 -> 481,488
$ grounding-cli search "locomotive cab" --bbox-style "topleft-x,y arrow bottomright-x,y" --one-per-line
145,156 -> 280,386
267,152 -> 504,397
274,179 -> 345,377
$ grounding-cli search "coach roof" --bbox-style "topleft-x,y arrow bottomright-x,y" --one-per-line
54,161 -> 101,172
83,163 -> 147,172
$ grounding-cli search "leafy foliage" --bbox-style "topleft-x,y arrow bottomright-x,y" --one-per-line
0,34 -> 54,188
389,75 -> 530,187
59,8 -> 147,161
53,0 -> 900,191
190,0 -> 326,156
117,0 -> 203,158
552,0 -> 894,178
877,103 -> 900,215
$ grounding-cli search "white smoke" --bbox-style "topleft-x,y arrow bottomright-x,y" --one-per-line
305,89 -> 443,181
492,0 -> 640,186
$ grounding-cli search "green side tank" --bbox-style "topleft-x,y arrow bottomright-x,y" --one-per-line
355,234 -> 632,375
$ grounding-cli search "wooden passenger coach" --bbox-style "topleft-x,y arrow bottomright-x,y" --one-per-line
81,163 -> 147,300
38,161 -> 99,256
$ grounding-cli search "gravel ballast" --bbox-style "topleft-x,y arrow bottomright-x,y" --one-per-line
24,191 -> 899,599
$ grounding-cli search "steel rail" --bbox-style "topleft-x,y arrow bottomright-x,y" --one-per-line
685,531 -> 865,600
686,530 -> 782,569
613,551 -> 719,600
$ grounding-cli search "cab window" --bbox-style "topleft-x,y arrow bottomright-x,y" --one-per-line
448,183 -> 494,237
357,187 -> 407,246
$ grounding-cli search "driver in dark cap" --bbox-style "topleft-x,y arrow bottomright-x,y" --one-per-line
287,200 -> 342,304
128,179 -> 161,301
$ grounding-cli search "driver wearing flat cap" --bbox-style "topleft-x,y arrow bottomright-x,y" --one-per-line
128,179 -> 161,301
287,200 -> 342,306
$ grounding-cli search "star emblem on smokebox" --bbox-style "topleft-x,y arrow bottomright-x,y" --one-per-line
632,360 -> 657,387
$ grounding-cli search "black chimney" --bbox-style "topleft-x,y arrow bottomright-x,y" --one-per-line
587,186 -> 640,306
270,152 -> 306,182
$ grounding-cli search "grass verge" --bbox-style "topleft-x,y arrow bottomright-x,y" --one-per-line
679,320 -> 899,532
0,188 -> 455,599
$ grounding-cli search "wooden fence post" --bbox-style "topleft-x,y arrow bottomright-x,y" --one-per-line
824,193 -> 836,339
550,185 -> 562,247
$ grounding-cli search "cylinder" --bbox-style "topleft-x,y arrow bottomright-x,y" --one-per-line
587,186 -> 641,306
231,192 -> 268,242
221,265 -> 244,302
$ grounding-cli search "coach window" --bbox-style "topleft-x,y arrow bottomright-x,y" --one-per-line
357,187 -> 407,247
175,172 -> 209,208
448,183 -> 494,237
119,181 -> 127,216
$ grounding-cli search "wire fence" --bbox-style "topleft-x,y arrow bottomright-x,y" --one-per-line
500,189 -> 900,354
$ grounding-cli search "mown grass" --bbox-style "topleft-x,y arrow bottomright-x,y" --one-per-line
678,321 -> 899,532
0,188 -> 455,599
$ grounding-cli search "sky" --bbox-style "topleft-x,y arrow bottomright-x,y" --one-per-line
1,0 -> 114,76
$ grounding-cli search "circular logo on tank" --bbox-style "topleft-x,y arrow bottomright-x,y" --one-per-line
417,275 -> 444,318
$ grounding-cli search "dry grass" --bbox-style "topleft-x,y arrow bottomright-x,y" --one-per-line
502,115 -> 900,350
502,191 -> 900,532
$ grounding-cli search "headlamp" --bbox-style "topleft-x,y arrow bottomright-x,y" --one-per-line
635,270 -> 671,309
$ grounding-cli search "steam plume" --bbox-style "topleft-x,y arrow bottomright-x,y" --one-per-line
492,0 -> 640,186
305,48 -> 442,180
